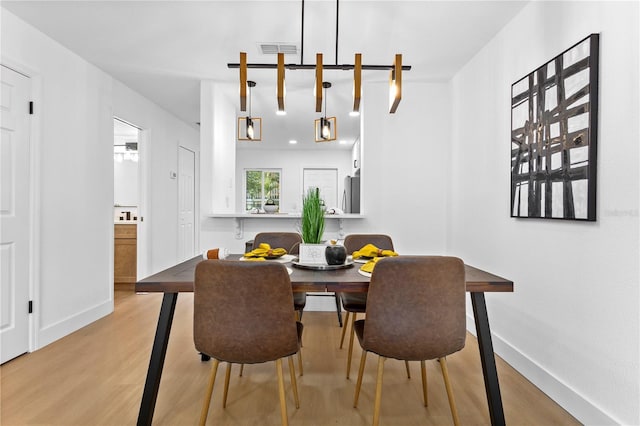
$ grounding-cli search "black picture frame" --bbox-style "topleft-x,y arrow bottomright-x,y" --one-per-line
510,34 -> 599,221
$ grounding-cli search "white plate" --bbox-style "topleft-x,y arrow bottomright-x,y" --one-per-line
353,258 -> 368,264
287,267 -> 293,275
357,269 -> 372,278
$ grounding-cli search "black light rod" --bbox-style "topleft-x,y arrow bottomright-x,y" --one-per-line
335,0 -> 339,65
300,0 -> 305,66
228,63 -> 411,71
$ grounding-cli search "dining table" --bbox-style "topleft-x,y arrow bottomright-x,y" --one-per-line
135,254 -> 514,426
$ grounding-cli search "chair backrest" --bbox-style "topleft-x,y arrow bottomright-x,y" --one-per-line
343,234 -> 394,254
363,256 -> 466,361
194,260 -> 299,364
253,232 -> 303,255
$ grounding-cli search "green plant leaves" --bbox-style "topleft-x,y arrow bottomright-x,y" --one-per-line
301,187 -> 325,243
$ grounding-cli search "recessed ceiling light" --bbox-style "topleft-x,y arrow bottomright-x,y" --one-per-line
339,140 -> 348,144
289,140 -> 297,144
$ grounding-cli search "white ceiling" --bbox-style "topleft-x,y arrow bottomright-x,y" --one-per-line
2,0 -> 528,150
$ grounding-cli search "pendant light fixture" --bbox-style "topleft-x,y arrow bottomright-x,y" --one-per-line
389,54 -> 402,113
238,80 -> 262,141
277,53 -> 286,113
228,0 -> 410,115
315,82 -> 337,142
353,53 -> 362,114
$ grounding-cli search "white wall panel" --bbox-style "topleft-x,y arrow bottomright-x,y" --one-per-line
450,2 -> 639,424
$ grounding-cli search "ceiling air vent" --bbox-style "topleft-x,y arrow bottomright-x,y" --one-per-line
258,43 -> 298,55
260,44 -> 279,55
278,44 -> 298,55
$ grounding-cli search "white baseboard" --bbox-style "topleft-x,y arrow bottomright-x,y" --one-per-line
465,314 -> 618,425
37,299 -> 114,349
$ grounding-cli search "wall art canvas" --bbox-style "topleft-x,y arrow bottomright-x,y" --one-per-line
511,34 -> 599,221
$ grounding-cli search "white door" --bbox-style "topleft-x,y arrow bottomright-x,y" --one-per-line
303,168 -> 338,208
1,65 -> 31,363
178,146 -> 195,261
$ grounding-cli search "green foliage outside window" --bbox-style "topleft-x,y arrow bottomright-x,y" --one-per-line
245,169 -> 280,211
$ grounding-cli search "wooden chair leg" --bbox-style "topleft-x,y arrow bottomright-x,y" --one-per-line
346,312 -> 357,379
439,357 -> 459,426
288,356 -> 300,409
339,311 -> 350,349
239,364 -> 244,377
420,360 -> 428,406
372,356 -> 386,426
222,362 -> 232,408
297,348 -> 304,376
405,360 -> 411,379
353,349 -> 368,407
199,358 -> 220,426
276,358 -> 289,426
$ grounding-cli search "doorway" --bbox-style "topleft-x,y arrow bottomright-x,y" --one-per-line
113,118 -> 142,289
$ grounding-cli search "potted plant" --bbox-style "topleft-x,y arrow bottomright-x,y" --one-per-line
299,187 -> 326,264
263,198 -> 278,213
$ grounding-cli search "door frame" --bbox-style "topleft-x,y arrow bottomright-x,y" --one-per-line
113,117 -> 149,280
1,57 -> 42,353
137,128 -> 150,279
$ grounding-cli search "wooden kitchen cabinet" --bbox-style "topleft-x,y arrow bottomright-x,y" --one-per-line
114,224 -> 137,287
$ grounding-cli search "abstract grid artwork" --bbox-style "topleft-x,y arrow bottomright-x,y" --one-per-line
511,34 -> 599,221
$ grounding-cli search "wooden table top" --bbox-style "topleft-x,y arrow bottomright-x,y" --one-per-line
136,255 -> 514,294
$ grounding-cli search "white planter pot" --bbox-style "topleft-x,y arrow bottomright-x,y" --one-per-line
298,243 -> 327,265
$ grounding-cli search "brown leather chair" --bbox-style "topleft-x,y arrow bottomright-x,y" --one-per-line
352,256 -> 466,426
254,232 -> 343,329
194,260 -> 303,426
340,234 -> 404,379
252,232 -> 306,318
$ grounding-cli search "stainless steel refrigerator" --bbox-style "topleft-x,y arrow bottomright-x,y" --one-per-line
342,174 -> 360,213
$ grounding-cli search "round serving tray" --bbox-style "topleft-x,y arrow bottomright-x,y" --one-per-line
291,258 -> 354,270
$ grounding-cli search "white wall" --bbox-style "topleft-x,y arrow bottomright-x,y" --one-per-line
112,80 -> 199,275
357,81 -> 452,255
2,10 -> 199,350
200,81 -> 236,216
1,10 -> 114,348
114,158 -> 139,206
449,2 -> 639,424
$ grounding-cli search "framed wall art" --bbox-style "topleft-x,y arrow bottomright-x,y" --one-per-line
510,34 -> 599,221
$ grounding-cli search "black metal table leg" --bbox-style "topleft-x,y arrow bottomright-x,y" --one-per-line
334,293 -> 343,327
137,292 -> 178,426
471,292 -> 506,426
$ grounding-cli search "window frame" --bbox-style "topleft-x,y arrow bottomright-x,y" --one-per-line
243,168 -> 282,212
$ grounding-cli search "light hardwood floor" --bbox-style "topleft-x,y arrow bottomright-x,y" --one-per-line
1,290 -> 579,425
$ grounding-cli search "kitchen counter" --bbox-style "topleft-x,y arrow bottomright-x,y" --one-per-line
208,213 -> 365,239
